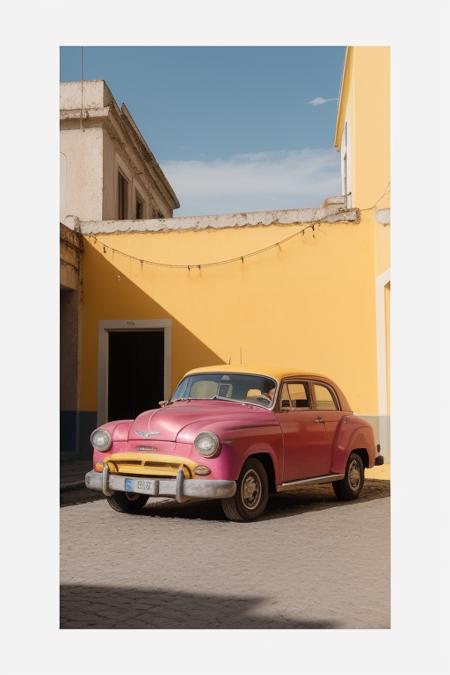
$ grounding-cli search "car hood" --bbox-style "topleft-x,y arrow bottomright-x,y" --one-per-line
128,400 -> 272,442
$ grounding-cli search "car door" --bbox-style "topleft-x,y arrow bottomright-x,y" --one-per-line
310,380 -> 347,471
275,380 -> 330,481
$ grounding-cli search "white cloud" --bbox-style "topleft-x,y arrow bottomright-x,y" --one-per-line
162,148 -> 341,216
308,97 -> 338,106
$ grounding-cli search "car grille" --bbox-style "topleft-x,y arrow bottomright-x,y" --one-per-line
105,452 -> 195,479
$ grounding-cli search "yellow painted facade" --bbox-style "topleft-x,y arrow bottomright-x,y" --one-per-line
74,46 -> 390,459
335,46 -> 390,211
81,213 -> 377,413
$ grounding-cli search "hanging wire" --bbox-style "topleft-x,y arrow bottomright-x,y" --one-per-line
86,183 -> 390,271
359,182 -> 390,211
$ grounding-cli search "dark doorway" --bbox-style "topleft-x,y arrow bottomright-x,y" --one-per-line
108,330 -> 164,421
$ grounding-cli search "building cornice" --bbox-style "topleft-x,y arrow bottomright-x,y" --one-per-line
60,104 -> 180,212
119,103 -> 179,209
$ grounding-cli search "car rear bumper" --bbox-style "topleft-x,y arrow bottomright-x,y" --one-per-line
85,467 -> 236,503
374,455 -> 384,466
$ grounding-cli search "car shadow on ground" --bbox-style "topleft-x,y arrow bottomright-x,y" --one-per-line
62,478 -> 389,520
134,479 -> 390,522
60,583 -> 338,629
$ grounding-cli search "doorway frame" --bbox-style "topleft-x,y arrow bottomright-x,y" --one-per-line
97,319 -> 172,426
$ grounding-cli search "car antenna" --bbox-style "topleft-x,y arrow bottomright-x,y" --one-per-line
227,355 -> 231,364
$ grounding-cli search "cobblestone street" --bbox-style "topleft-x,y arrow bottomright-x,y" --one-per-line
60,480 -> 390,629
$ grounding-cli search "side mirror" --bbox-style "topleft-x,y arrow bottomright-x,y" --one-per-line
158,400 -> 168,407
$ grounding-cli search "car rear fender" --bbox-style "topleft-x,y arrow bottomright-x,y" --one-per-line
330,416 -> 376,474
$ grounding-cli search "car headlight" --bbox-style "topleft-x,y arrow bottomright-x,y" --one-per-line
90,428 -> 112,452
194,431 -> 221,458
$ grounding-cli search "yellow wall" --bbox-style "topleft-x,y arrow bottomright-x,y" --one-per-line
335,47 -> 390,456
384,281 -> 390,414
336,47 -> 390,211
375,217 -> 390,275
79,212 -> 381,416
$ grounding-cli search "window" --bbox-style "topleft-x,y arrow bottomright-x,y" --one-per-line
171,372 -> 277,408
342,121 -> 351,207
118,172 -> 129,219
343,151 -> 348,204
313,383 -> 338,410
279,382 -> 310,410
135,191 -> 145,219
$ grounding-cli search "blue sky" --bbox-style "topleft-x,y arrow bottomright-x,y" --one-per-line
60,46 -> 345,216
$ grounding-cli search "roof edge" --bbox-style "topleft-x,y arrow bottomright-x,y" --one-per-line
79,206 -> 360,235
334,47 -> 352,149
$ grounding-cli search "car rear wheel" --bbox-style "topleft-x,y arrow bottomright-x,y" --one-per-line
221,458 -> 269,522
107,491 -> 149,513
333,453 -> 365,500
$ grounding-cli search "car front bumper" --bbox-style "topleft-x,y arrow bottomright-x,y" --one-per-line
85,466 -> 236,503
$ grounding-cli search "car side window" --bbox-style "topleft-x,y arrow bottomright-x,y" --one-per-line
313,383 -> 338,410
279,382 -> 310,410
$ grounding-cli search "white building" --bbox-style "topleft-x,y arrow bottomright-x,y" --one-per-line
60,80 -> 179,456
60,80 -> 179,225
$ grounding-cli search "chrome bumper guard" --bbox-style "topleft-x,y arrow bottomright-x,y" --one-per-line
85,466 -> 236,503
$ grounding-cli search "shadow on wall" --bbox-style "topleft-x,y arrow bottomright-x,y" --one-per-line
62,241 -> 225,458
83,240 -> 226,380
60,583 -> 337,629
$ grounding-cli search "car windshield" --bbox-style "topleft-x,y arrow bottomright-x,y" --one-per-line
171,372 -> 277,408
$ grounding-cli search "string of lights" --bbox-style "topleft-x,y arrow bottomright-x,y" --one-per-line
86,183 -> 390,271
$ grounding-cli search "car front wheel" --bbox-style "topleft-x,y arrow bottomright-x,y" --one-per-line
106,491 -> 149,513
333,452 -> 365,500
221,458 -> 269,522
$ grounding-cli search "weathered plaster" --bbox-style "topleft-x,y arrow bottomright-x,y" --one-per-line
376,208 -> 390,225
60,80 -> 179,225
60,223 -> 83,290
80,206 -> 360,235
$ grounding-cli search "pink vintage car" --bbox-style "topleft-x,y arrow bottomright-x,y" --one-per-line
85,366 -> 384,521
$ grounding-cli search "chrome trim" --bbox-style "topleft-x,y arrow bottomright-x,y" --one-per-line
85,470 -> 236,501
276,473 -> 345,492
175,467 -> 188,503
101,464 -> 114,496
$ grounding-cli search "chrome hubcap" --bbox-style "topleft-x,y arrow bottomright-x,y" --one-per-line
348,459 -> 362,490
241,469 -> 262,510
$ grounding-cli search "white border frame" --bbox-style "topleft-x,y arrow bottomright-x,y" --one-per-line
376,268 -> 390,453
97,319 -> 172,425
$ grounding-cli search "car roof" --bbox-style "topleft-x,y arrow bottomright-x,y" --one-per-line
184,364 -> 329,382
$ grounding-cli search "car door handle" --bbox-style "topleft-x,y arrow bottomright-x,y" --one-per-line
314,416 -> 325,423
